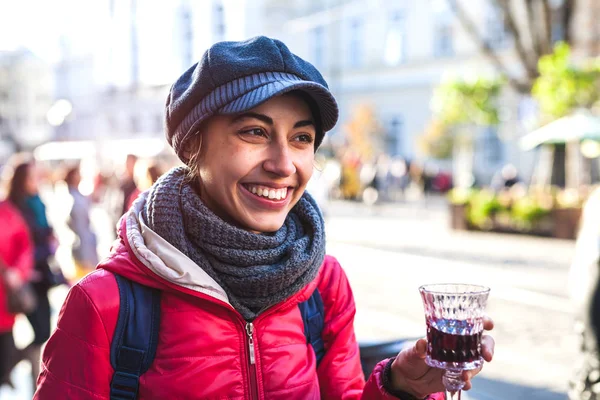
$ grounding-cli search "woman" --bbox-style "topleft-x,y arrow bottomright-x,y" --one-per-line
64,165 -> 98,280
7,161 -> 55,386
35,36 -> 494,399
568,187 -> 600,399
0,200 -> 33,387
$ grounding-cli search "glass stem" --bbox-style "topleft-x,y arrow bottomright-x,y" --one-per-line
445,389 -> 462,400
443,370 -> 465,399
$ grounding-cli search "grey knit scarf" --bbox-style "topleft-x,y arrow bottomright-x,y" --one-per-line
142,167 -> 326,320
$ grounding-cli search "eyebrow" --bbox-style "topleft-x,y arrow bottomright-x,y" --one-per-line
231,112 -> 314,129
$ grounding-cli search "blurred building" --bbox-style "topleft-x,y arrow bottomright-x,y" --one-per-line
43,0 -> 600,183
258,0 -> 599,185
0,49 -> 53,161
53,0 -> 262,143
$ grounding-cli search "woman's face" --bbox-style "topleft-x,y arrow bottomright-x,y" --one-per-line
194,94 -> 316,233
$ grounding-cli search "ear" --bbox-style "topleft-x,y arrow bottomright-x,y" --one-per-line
183,133 -> 204,167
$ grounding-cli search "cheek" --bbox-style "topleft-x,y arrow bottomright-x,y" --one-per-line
200,147 -> 254,188
297,154 -> 315,187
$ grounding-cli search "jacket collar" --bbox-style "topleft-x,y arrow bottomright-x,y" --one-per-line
99,192 -> 319,314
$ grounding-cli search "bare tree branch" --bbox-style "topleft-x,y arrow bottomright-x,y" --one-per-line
447,0 -> 531,93
540,0 -> 553,54
495,0 -> 539,82
562,0 -> 576,44
524,0 -> 543,61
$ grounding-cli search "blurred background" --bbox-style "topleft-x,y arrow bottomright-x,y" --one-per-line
0,0 -> 599,399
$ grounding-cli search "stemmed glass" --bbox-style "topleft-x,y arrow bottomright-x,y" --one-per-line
419,284 -> 490,400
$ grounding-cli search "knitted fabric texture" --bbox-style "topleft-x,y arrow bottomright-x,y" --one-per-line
141,167 -> 326,320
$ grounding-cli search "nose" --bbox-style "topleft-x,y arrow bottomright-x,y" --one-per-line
262,143 -> 296,177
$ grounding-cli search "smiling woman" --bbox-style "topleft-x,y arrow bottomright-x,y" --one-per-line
34,36 -> 492,400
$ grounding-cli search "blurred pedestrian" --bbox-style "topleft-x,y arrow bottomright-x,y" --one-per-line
569,187 -> 600,399
35,36 -> 494,399
6,160 -> 55,389
491,164 -> 521,191
125,160 -> 162,210
119,154 -> 138,216
64,165 -> 98,281
0,200 -> 33,388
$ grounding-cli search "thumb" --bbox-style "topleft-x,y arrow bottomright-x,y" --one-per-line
393,338 -> 429,380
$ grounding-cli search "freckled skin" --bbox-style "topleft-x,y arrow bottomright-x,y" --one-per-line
194,94 -> 316,233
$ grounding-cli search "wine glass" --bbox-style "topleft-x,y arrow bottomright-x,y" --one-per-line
419,284 -> 490,400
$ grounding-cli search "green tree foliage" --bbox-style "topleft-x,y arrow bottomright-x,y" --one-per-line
419,77 -> 504,159
432,77 -> 504,126
532,42 -> 600,119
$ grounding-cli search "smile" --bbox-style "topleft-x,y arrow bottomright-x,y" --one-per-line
242,184 -> 289,201
242,183 -> 289,202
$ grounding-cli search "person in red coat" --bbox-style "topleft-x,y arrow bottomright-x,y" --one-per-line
0,200 -> 34,386
35,37 -> 494,399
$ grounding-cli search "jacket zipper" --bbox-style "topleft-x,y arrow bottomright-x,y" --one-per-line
246,322 -> 259,400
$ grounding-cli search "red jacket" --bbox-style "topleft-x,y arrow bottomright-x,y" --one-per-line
0,201 -> 34,332
35,203 -> 442,399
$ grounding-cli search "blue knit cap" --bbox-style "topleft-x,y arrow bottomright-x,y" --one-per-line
165,36 -> 339,163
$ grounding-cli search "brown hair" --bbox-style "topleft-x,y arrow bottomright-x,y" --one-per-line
7,161 -> 33,205
184,131 -> 204,182
64,165 -> 80,187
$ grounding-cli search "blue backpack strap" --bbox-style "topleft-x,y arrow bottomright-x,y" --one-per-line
110,274 -> 161,400
298,288 -> 325,366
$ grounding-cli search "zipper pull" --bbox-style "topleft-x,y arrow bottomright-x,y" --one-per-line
246,322 -> 256,365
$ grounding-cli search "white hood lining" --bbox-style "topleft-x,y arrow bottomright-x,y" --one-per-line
123,195 -> 230,305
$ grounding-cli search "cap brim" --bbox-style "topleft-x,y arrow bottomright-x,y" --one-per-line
218,78 -> 339,134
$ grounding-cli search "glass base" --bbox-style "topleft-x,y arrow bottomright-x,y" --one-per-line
425,355 -> 483,371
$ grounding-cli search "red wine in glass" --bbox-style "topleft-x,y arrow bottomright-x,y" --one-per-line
427,319 -> 482,364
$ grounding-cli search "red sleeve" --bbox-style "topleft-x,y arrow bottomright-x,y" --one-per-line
318,256 -> 444,400
34,274 -> 115,399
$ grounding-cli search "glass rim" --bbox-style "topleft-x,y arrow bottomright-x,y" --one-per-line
419,283 -> 490,295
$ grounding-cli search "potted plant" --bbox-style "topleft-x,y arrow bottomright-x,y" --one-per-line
447,188 -> 473,230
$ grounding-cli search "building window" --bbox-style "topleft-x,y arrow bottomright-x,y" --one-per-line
433,18 -> 454,57
213,2 -> 225,41
312,26 -> 325,68
482,127 -> 503,164
387,117 -> 404,155
384,11 -> 407,65
348,18 -> 364,67
486,3 -> 510,48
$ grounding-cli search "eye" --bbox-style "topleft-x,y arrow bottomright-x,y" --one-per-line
240,128 -> 267,137
294,133 -> 314,144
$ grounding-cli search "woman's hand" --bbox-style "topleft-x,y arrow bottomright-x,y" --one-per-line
3,268 -> 23,289
389,316 -> 495,398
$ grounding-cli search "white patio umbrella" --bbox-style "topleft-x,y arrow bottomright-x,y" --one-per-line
520,109 -> 600,151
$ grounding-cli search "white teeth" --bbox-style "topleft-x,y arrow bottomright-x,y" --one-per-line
246,185 -> 289,200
